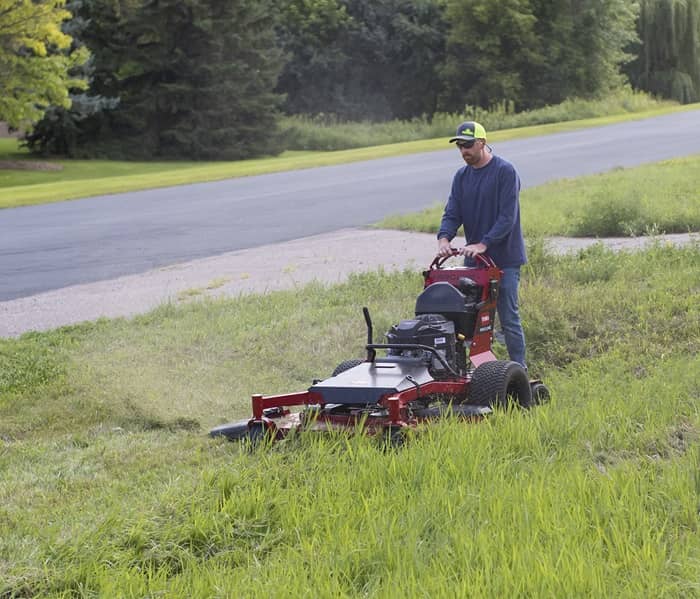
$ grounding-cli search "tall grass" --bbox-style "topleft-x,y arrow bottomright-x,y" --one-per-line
377,154 -> 700,237
1,244 -> 699,596
2,242 -> 695,438
281,88 -> 678,151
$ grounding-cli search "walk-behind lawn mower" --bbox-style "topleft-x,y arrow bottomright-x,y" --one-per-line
210,251 -> 549,445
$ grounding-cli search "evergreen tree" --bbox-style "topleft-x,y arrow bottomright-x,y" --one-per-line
102,0 -> 284,159
30,0 -> 284,159
626,0 -> 700,103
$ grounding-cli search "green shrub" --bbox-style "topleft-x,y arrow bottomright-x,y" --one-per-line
571,193 -> 646,236
281,89 -> 675,151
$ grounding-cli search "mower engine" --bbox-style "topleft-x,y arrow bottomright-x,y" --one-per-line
386,314 -> 457,376
386,273 -> 484,377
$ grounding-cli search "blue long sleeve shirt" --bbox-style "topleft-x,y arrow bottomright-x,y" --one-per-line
437,154 -> 527,268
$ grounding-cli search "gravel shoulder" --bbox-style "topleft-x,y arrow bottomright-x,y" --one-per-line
1,228 -> 696,338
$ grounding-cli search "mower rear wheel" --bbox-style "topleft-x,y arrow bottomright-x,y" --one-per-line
467,360 -> 532,408
332,359 -> 364,377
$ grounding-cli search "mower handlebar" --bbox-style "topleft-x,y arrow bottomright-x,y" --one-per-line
430,249 -> 496,270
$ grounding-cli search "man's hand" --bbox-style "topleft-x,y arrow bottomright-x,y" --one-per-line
459,242 -> 487,257
437,238 -> 453,257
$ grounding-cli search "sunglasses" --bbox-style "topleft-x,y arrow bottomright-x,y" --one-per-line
456,140 -> 478,149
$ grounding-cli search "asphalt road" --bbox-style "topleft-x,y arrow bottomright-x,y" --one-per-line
2,110 -> 700,301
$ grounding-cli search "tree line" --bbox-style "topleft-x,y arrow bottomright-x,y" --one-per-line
2,0 -> 699,160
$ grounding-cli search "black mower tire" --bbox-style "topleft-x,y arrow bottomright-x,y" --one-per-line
467,360 -> 532,408
246,423 -> 270,449
382,426 -> 407,449
530,382 -> 551,405
332,359 -> 364,377
209,419 -> 250,441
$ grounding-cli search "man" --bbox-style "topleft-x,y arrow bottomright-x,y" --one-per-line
436,120 -> 528,368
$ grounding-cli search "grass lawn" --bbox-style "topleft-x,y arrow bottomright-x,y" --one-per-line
1,101 -> 699,209
2,108 -> 700,596
1,242 -> 699,596
377,154 -> 700,237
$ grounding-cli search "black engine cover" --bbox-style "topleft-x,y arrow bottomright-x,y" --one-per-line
415,281 -> 480,338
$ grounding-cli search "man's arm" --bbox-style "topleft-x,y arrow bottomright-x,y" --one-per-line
481,164 -> 519,248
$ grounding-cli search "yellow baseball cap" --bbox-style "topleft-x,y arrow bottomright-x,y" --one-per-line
449,121 -> 487,143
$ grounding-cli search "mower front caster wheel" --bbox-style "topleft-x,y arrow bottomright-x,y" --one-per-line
332,359 -> 364,377
247,423 -> 273,448
382,426 -> 407,449
530,382 -> 551,405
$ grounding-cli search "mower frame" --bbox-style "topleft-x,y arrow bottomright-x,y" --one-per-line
210,252 -> 541,444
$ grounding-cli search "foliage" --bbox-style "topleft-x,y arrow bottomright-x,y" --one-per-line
528,0 -> 639,105
28,0 -> 285,159
275,0 -> 352,115
276,0 -> 448,120
441,0 -> 541,110
22,0 -> 120,156
281,88 -> 674,151
22,93 -> 120,155
0,0 -> 88,129
128,0 -> 284,159
626,0 -> 700,103
440,0 -> 639,111
18,0 -> 696,157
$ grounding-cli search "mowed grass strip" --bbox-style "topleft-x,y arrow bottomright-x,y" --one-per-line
377,154 -> 700,237
1,242 -> 699,596
1,100 -> 698,209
